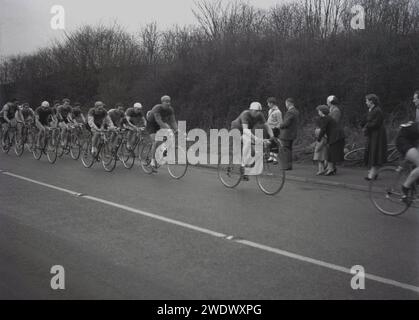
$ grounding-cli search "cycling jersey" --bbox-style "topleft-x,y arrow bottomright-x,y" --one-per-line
57,104 -> 73,123
231,110 -> 266,132
108,108 -> 125,127
146,104 -> 175,133
87,107 -> 111,129
35,106 -> 53,126
126,107 -> 145,126
0,102 -> 17,122
18,106 -> 35,122
396,122 -> 419,156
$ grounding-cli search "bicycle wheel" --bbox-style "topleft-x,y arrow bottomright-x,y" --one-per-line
14,132 -> 24,157
369,166 -> 410,216
70,135 -> 81,160
46,136 -> 57,164
387,148 -> 400,163
81,140 -> 95,168
119,141 -> 134,169
1,131 -> 11,154
218,151 -> 242,188
139,141 -> 154,174
344,148 -> 365,163
257,157 -> 286,195
101,143 -> 116,172
167,145 -> 188,179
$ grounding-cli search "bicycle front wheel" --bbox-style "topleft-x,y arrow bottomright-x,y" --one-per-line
119,141 -> 134,169
369,166 -> 410,216
257,159 -> 286,196
70,135 -> 81,160
14,133 -> 24,157
81,140 -> 95,168
344,148 -> 365,163
101,143 -> 116,172
167,146 -> 188,179
46,137 -> 57,164
139,141 -> 154,174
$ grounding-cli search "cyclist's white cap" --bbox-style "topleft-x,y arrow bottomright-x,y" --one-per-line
249,102 -> 262,111
327,95 -> 338,105
94,101 -> 104,108
41,101 -> 49,107
161,95 -> 171,102
133,102 -> 143,109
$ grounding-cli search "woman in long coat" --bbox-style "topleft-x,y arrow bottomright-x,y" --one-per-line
362,94 -> 388,180
316,105 -> 346,176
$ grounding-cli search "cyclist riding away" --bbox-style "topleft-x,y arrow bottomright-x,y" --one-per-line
35,101 -> 54,148
125,102 -> 146,151
231,102 -> 275,180
396,115 -> 419,201
146,95 -> 177,170
87,101 -> 115,156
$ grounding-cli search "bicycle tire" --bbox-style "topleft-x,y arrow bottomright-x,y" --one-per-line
139,142 -> 154,174
369,166 -> 410,216
167,145 -> 188,179
256,158 -> 286,196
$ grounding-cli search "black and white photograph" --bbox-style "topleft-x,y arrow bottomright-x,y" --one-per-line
0,0 -> 419,306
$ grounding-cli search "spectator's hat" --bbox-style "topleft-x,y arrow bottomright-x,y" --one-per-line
249,102 -> 262,111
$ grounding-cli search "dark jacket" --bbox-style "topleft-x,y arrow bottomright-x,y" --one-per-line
279,107 -> 299,141
317,115 -> 345,145
363,106 -> 388,167
329,105 -> 342,124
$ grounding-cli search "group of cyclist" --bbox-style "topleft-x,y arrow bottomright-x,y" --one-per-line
1,91 -> 419,200
0,95 -> 178,171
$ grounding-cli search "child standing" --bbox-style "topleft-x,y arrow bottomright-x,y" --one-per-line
313,127 -> 328,175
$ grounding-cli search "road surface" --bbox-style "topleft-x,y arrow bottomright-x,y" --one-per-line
0,151 -> 418,299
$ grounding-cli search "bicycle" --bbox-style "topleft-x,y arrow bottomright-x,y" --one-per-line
344,144 -> 401,165
14,120 -> 36,157
57,123 -> 85,160
32,127 -> 60,164
139,131 -> 188,179
81,129 -> 116,172
218,138 -> 286,196
118,126 -> 146,169
369,162 -> 419,216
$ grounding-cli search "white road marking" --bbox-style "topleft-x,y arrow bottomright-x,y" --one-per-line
1,170 -> 419,295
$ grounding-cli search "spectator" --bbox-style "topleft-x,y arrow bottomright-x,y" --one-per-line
316,105 -> 345,176
362,94 -> 388,181
279,98 -> 299,170
266,97 -> 282,163
313,118 -> 328,176
327,95 -> 342,124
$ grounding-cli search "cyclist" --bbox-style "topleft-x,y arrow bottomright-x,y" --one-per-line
396,119 -> 419,201
108,103 -> 126,151
70,103 -> 86,126
87,101 -> 115,156
125,102 -> 146,151
51,100 -> 61,128
34,101 -> 54,148
57,98 -> 73,147
0,99 -> 19,146
15,102 -> 35,140
231,102 -> 275,180
146,96 -> 177,170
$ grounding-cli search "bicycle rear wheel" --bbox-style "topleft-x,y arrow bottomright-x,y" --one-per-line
218,150 -> 242,188
369,166 -> 410,216
1,131 -> 11,154
257,157 -> 286,195
139,141 -> 154,174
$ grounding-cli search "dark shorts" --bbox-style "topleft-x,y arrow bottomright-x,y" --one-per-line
146,119 -> 160,134
396,137 -> 419,157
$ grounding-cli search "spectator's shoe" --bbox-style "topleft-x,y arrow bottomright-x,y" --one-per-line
267,157 -> 275,163
316,170 -> 326,176
401,186 -> 412,204
325,169 -> 336,176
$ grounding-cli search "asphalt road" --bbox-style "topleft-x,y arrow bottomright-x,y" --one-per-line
0,150 -> 418,299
